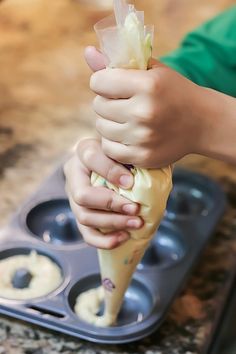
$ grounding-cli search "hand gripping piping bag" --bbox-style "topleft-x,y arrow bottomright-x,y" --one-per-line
75,0 -> 172,327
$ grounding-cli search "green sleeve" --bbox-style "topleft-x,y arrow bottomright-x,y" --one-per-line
160,6 -> 236,97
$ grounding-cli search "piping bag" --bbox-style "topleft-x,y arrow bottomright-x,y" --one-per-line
75,0 -> 172,327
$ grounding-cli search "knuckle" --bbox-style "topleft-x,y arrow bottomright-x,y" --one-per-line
95,118 -> 103,134
84,237 -> 97,248
133,100 -> 157,123
101,141 -> 115,161
77,210 -> 89,226
77,138 -> 88,150
104,238 -> 118,250
140,148 -> 152,164
132,149 -> 151,166
77,138 -> 95,155
106,164 -> 118,182
85,240 -> 93,247
89,73 -> 98,91
112,216 -> 125,229
82,234 -> 91,245
144,74 -> 160,94
106,198 -> 112,211
101,140 -> 110,156
63,155 -> 76,178
106,194 -> 115,211
102,144 -> 126,165
74,189 -> 88,206
92,96 -> 100,113
81,144 -> 98,165
110,153 -> 126,165
144,103 -> 157,122
141,127 -> 155,143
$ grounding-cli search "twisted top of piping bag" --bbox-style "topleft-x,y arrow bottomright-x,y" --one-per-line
94,0 -> 153,70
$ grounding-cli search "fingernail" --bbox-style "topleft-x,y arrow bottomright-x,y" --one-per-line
122,203 -> 137,215
117,232 -> 129,243
119,174 -> 133,188
127,218 -> 142,228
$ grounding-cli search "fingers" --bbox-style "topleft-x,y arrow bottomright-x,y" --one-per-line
101,137 -> 175,168
64,154 -> 90,200
78,223 -> 130,250
101,137 -> 149,167
90,68 -> 149,99
93,95 -> 130,123
69,198 -> 142,250
73,205 -> 143,231
70,184 -> 139,215
96,117 -> 130,143
84,46 -> 107,72
64,139 -> 143,250
77,138 -> 134,189
69,193 -> 143,230
65,140 -> 139,214
97,118 -> 151,146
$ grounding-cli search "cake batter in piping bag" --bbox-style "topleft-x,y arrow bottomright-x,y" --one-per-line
75,0 -> 172,327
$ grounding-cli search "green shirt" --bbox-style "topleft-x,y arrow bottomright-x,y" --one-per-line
161,6 -> 236,97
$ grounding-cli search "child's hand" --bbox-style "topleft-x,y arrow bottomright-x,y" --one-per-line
64,138 -> 143,249
89,54 -> 207,168
85,46 -> 236,167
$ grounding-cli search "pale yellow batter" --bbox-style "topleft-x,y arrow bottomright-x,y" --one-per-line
75,286 -> 107,326
0,251 -> 62,300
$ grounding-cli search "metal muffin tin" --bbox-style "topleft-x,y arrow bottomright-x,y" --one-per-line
0,166 -> 227,343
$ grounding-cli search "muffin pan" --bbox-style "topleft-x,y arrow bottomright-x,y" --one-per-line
0,166 -> 226,343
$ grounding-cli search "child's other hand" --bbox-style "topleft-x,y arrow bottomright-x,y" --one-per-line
64,138 -> 143,250
88,51 -> 207,168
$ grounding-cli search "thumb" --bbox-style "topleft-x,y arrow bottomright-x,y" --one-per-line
148,57 -> 166,69
84,46 -> 107,72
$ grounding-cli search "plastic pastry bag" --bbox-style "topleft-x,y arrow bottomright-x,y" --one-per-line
76,0 -> 172,327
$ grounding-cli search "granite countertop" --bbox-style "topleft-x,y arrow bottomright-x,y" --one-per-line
0,0 -> 236,353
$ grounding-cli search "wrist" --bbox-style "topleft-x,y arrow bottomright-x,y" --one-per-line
196,87 -> 236,163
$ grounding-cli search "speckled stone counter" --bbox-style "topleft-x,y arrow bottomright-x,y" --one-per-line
0,0 -> 236,353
